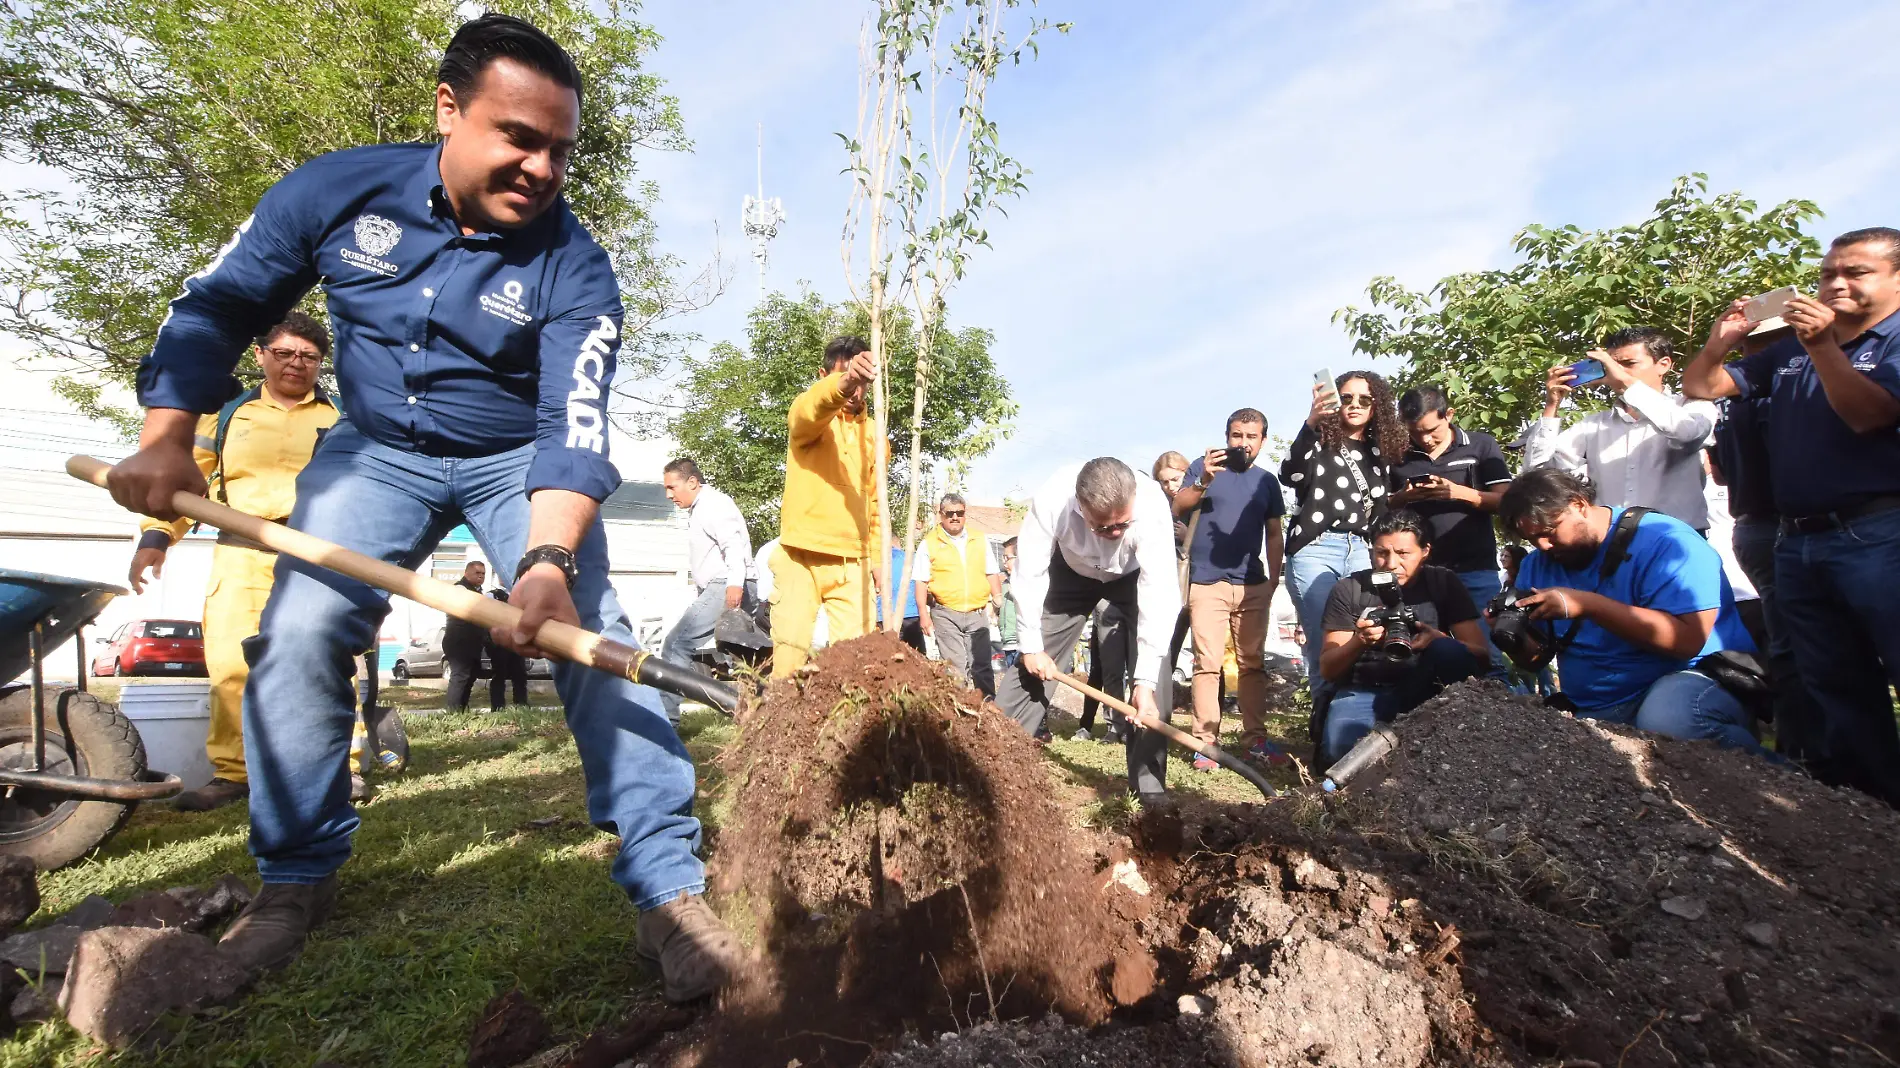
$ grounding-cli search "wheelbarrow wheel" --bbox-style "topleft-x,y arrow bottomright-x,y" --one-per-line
0,688 -> 145,870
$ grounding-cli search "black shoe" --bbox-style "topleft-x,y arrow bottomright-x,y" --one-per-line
216,875 -> 338,974
349,774 -> 371,803
174,778 -> 249,812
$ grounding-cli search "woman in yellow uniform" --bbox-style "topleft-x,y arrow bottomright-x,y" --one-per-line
127,312 -> 338,810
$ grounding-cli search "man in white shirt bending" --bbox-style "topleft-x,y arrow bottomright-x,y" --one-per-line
999,457 -> 1182,802
660,458 -> 754,722
1523,327 -> 1718,529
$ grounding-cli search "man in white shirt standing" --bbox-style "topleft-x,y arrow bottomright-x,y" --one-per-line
660,458 -> 753,723
913,494 -> 1003,694
1523,327 -> 1719,529
999,458 -> 1182,802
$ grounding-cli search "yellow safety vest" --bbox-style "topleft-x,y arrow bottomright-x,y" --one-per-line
924,525 -> 990,612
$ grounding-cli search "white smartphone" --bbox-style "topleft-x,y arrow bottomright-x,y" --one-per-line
1744,285 -> 1799,324
1314,368 -> 1339,410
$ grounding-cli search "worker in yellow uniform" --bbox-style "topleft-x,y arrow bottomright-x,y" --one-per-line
913,493 -> 1003,694
769,335 -> 881,677
127,312 -> 338,811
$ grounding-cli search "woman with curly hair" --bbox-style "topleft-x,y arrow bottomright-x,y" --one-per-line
1279,370 -> 1406,683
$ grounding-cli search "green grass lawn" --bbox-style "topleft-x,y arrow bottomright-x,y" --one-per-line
0,684 -> 1302,1066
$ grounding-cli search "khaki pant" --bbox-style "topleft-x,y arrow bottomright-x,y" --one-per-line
1188,580 -> 1272,746
768,545 -> 870,677
203,543 -> 278,783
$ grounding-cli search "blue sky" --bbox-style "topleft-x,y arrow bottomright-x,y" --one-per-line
633,0 -> 1900,500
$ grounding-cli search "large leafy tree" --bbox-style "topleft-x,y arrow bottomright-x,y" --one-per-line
669,288 -> 1016,542
1332,175 -> 1823,438
0,0 -> 691,435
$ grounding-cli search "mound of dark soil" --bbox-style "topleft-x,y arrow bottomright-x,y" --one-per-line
676,631 -> 1147,1066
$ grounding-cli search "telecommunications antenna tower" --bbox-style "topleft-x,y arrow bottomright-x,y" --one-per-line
741,124 -> 785,300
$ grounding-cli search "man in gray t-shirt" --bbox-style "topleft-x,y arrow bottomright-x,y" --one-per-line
1170,408 -> 1286,763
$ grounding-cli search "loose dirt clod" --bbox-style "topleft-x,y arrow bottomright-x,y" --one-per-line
466,988 -> 553,1068
57,926 -> 248,1047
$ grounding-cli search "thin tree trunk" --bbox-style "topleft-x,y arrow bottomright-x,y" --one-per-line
869,273 -> 893,633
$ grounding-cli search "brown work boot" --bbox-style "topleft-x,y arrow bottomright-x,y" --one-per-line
635,892 -> 744,1003
216,875 -> 338,975
173,777 -> 249,811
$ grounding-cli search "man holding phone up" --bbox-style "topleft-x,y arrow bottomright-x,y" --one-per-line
1391,385 -> 1513,674
1523,327 -> 1719,529
1170,408 -> 1285,764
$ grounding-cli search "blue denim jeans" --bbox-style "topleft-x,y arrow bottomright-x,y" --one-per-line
1579,668 -> 1761,755
1775,506 -> 1900,804
659,580 -> 756,722
1455,567 -> 1510,681
1323,637 -> 1482,764
1285,532 -> 1369,683
244,422 -> 705,907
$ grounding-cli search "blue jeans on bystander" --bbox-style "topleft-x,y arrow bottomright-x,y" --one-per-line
659,580 -> 757,723
1323,637 -> 1482,765
243,422 -> 705,909
1286,532 -> 1370,683
1576,668 -> 1761,755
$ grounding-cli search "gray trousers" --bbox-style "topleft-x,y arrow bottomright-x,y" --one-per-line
929,604 -> 996,696
996,551 -> 1170,795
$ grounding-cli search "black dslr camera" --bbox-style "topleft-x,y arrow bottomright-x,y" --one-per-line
1487,588 -> 1560,670
1364,571 -> 1418,661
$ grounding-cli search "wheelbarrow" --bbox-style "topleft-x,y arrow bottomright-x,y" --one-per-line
0,569 -> 182,869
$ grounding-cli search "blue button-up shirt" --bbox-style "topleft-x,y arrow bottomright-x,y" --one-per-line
1727,308 -> 1900,516
137,142 -> 623,501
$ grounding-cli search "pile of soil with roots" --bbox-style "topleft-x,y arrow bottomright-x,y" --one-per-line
664,631 -> 1152,1066
642,653 -> 1900,1068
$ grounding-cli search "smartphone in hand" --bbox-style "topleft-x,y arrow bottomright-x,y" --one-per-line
1744,285 -> 1800,324
1566,358 -> 1606,386
1314,367 -> 1338,410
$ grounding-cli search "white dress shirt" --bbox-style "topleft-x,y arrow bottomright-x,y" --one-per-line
1012,463 -> 1181,686
685,485 -> 753,591
1522,382 -> 1718,528
910,529 -> 1004,581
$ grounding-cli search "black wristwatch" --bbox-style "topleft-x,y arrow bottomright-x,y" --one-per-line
516,544 -> 579,590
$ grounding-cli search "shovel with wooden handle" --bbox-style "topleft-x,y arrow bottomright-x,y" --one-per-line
1049,671 -> 1279,800
68,455 -> 741,714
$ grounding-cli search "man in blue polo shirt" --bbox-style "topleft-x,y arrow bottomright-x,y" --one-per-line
1495,468 -> 1760,751
1683,227 -> 1900,804
104,16 -> 739,1000
1170,407 -> 1285,766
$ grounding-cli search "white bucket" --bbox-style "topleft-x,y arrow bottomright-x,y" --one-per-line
117,682 -> 215,790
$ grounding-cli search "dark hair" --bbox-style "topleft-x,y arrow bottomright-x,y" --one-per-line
1601,326 -> 1675,364
663,457 -> 703,483
1369,508 -> 1431,548
1003,536 -> 1017,551
824,335 -> 870,372
1499,467 -> 1595,531
1832,227 -> 1900,270
1398,384 -> 1449,422
439,15 -> 582,107
1502,544 -> 1530,566
1226,407 -> 1266,434
259,310 -> 330,357
1319,370 -> 1409,460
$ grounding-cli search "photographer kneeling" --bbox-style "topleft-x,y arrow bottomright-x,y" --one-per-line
1318,510 -> 1489,764
1493,468 -> 1762,753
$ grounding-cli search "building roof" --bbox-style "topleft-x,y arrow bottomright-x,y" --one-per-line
600,480 -> 675,523
964,504 -> 1021,539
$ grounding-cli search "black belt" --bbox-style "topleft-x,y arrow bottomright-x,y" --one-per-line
1779,495 -> 1900,535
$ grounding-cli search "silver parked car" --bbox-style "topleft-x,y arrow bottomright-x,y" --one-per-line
389,627 -> 552,683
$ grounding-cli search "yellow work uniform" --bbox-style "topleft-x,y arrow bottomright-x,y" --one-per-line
770,373 -> 881,677
141,389 -> 337,782
920,524 -> 993,613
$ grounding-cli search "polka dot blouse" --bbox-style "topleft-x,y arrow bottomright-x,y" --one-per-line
1277,423 -> 1394,558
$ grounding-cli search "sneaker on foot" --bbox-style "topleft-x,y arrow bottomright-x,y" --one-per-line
217,875 -> 338,974
636,892 -> 744,1003
173,777 -> 249,812
1191,754 -> 1219,772
1071,727 -> 1093,742
1246,738 -> 1292,766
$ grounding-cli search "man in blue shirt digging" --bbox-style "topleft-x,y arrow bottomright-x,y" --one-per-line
105,15 -> 739,1002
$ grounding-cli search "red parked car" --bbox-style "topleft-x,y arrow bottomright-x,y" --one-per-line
91,619 -> 207,677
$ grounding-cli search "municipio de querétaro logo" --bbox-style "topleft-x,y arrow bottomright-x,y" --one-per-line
341,214 -> 402,276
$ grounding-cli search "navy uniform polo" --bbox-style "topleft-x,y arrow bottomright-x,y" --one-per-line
1710,396 -> 1777,521
1728,309 -> 1900,518
138,142 -> 623,502
1391,426 -> 1513,573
